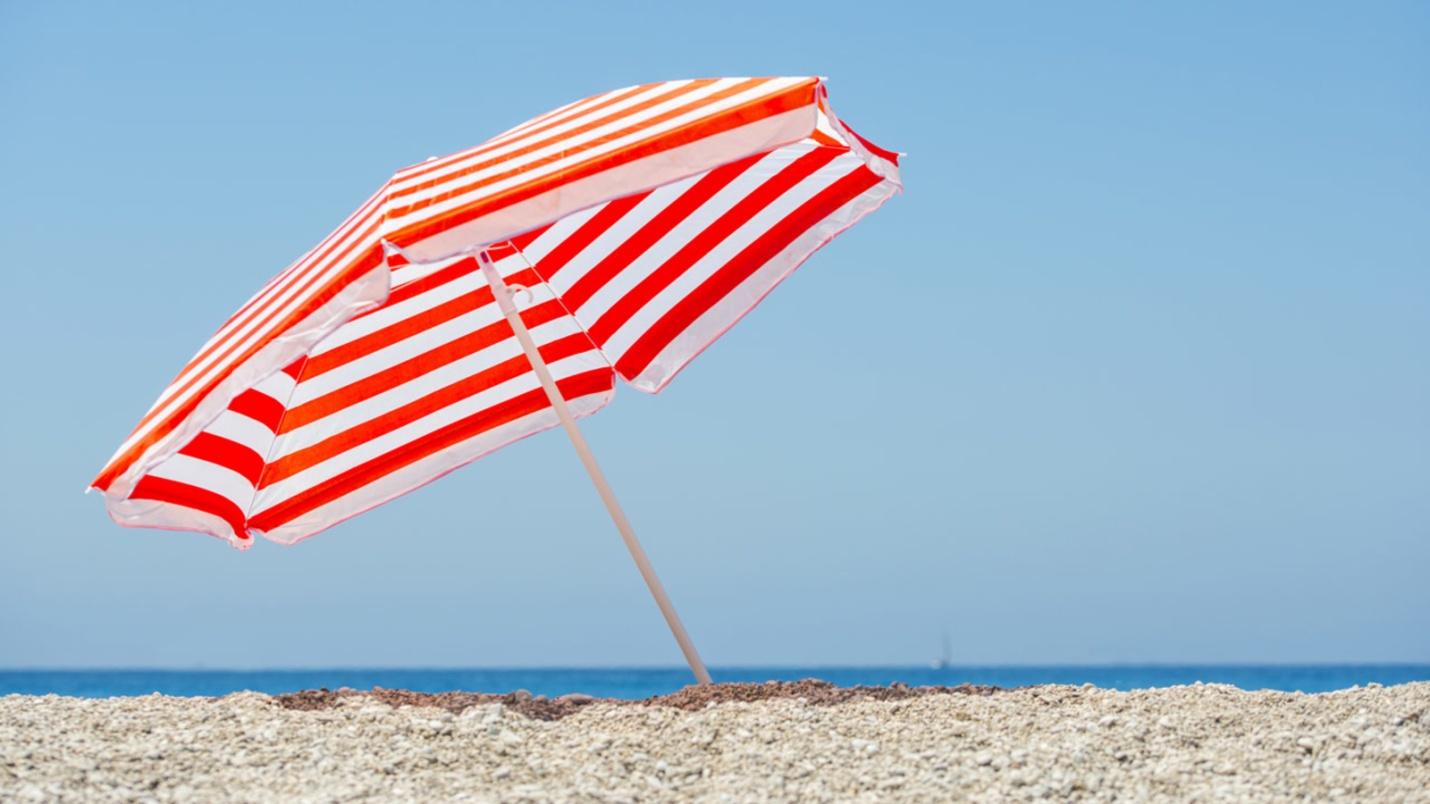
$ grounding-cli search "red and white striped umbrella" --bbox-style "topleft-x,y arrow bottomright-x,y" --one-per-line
90,77 -> 900,680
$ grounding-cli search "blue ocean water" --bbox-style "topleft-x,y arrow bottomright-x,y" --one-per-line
2,666 -> 1427,699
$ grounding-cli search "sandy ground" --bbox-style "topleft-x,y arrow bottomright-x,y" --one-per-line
2,681 -> 1427,802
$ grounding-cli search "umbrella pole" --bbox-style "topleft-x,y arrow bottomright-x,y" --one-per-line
477,252 -> 713,686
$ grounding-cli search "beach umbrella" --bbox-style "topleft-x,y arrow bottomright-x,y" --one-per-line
89,77 -> 902,683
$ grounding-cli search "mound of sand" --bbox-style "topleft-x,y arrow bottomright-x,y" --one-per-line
273,679 -> 998,720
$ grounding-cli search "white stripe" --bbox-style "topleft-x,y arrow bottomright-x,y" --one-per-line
541,173 -> 703,297
290,299 -> 510,405
489,251 -> 534,281
388,253 -> 467,289
628,175 -> 898,393
393,85 -> 641,181
394,81 -> 811,247
489,89 -> 609,140
387,79 -> 795,220
519,205 -> 604,264
388,81 -> 701,195
276,314 -> 585,457
177,189 -> 385,368
573,147 -> 806,327
309,263 -> 488,357
104,495 -> 241,545
252,369 -> 297,400
255,390 -> 613,544
112,220 -> 383,461
157,192 -> 386,401
385,80 -> 736,209
202,411 -> 276,452
114,218 -> 381,462
489,83 -> 654,143
255,351 -> 606,509
386,78 -> 804,218
146,454 -> 254,508
814,111 -> 846,145
603,156 -> 861,359
450,84 -> 680,168
305,252 -> 540,381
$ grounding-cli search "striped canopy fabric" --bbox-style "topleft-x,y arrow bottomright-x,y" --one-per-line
90,77 -> 902,548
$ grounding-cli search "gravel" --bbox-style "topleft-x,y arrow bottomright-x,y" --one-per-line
273,680 -> 1000,720
2,682 -> 1427,802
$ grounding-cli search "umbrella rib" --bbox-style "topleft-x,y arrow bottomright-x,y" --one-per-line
244,358 -> 311,532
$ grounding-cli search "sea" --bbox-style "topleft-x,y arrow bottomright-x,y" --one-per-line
3,665 -> 1428,699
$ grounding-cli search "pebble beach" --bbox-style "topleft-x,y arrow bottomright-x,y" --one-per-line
3,681 -> 1427,802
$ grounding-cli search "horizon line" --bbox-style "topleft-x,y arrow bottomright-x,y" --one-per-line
5,661 -> 1430,672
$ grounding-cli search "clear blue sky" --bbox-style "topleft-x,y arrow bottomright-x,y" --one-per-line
1,1 -> 1426,668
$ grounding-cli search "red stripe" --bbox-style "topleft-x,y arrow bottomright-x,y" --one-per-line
278,296 -> 569,433
509,223 -> 553,252
367,255 -> 480,313
204,190 -> 387,355
617,166 -> 882,378
492,87 -> 625,139
588,147 -> 840,345
264,333 -> 601,485
93,240 -> 384,490
305,283 -> 493,378
388,78 -> 795,221
281,358 -> 307,379
533,191 -> 650,279
129,475 -> 250,540
249,368 -> 613,531
387,81 -> 720,204
556,152 -> 762,312
395,83 -> 659,184
136,230 -> 383,426
841,120 -> 900,165
177,432 -> 266,486
302,265 -> 514,380
128,212 -> 384,437
228,388 -> 286,432
385,79 -> 818,249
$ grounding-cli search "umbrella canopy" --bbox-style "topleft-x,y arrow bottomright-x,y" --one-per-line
90,77 -> 901,550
